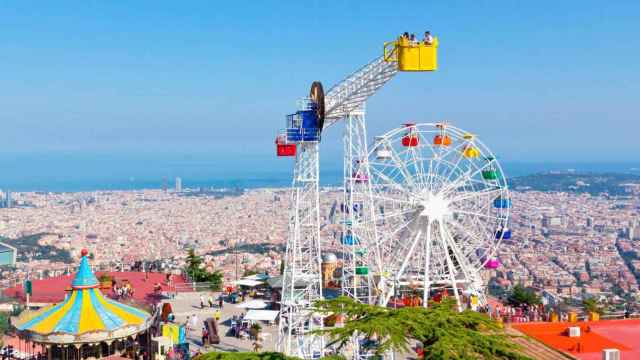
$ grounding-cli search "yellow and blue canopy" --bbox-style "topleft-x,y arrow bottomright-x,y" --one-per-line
16,255 -> 150,337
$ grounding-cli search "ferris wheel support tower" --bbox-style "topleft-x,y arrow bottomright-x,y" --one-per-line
276,36 -> 439,358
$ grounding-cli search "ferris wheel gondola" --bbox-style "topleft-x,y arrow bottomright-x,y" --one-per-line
364,123 -> 510,309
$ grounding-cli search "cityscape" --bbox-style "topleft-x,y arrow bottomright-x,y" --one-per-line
1,1 -> 640,360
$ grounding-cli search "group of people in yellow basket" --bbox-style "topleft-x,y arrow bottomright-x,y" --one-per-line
401,30 -> 434,46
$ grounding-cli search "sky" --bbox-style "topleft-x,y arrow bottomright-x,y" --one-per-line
1,0 -> 639,183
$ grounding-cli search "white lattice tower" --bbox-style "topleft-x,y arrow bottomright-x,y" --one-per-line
341,110 -> 378,304
278,140 -> 325,358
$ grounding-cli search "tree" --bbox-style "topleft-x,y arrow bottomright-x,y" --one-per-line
186,248 -> 223,290
507,285 -> 541,307
186,248 -> 203,279
314,296 -> 532,360
244,268 -> 259,277
0,312 -> 9,348
582,298 -> 604,315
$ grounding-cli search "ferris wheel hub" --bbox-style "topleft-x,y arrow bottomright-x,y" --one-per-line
418,192 -> 451,221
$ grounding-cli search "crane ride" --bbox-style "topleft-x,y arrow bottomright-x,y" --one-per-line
275,32 -> 511,359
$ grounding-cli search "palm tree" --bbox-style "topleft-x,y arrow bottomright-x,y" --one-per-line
313,296 -> 532,360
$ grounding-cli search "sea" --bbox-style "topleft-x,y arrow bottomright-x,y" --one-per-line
0,153 -> 639,193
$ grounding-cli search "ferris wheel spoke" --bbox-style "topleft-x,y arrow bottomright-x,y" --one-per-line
440,162 -> 492,197
383,138 -> 418,189
445,218 -> 488,259
441,222 -> 478,282
449,187 -> 503,203
436,220 -> 462,310
375,215 -> 416,250
429,139 -> 466,192
359,206 -> 415,228
451,209 -> 502,222
394,227 -> 423,282
369,165 -> 414,197
369,193 -> 413,206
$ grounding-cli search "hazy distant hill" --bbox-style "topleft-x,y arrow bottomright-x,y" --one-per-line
1,233 -> 73,263
509,172 -> 640,196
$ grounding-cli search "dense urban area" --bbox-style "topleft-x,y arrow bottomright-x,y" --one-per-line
1,173 -> 640,309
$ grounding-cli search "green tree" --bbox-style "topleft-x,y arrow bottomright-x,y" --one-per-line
507,285 -> 541,307
0,311 -> 10,348
582,298 -> 604,315
313,296 -> 531,360
208,271 -> 224,292
244,268 -> 259,277
186,248 -> 203,279
186,248 -> 223,290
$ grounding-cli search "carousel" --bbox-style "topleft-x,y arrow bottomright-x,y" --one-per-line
13,250 -> 152,359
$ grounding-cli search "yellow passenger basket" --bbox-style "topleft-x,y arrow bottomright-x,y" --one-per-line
384,36 -> 438,71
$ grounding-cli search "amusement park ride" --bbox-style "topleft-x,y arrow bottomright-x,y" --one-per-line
275,34 -> 512,359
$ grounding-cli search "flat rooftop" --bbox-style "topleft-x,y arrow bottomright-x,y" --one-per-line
513,319 -> 640,359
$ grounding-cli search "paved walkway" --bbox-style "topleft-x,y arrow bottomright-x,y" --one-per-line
164,292 -> 278,353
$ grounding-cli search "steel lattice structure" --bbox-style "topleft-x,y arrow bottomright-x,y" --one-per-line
278,55 -> 400,359
365,123 -> 511,310
278,140 -> 325,358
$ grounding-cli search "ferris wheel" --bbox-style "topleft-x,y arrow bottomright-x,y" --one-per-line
359,123 -> 511,309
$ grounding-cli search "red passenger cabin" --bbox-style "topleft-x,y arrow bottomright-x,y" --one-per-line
275,134 -> 296,157
402,123 -> 419,147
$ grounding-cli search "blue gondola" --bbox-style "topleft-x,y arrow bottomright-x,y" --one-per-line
495,228 -> 512,240
493,197 -> 512,209
341,233 -> 360,246
286,102 -> 321,142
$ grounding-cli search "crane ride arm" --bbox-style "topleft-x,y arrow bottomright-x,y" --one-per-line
309,37 -> 438,133
276,36 -> 438,151
323,55 -> 398,126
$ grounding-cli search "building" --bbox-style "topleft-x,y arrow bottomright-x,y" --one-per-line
0,190 -> 11,208
542,215 -> 562,228
0,242 -> 17,266
175,177 -> 183,193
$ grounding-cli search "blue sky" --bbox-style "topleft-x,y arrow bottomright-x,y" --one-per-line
1,0 -> 639,168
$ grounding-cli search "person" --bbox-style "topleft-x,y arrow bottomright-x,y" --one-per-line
202,326 -> 209,346
208,294 -> 214,308
424,31 -> 434,45
409,33 -> 417,45
200,294 -> 205,309
215,309 -> 221,321
402,32 -> 409,39
253,339 -> 263,352
190,314 -> 199,333
219,296 -> 224,309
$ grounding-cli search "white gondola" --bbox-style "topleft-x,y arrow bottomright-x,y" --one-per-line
374,136 -> 392,160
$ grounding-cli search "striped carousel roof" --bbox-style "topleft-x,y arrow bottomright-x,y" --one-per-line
16,251 -> 150,341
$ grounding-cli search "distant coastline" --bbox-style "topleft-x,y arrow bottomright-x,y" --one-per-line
0,153 -> 638,193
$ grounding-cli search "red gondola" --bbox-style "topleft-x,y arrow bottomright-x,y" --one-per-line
402,123 -> 419,147
275,135 -> 296,157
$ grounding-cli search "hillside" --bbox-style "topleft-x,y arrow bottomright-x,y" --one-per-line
509,172 -> 640,196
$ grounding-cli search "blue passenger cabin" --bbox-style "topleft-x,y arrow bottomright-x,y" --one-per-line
495,228 -> 512,240
341,232 -> 360,246
286,101 -> 321,142
493,197 -> 512,209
